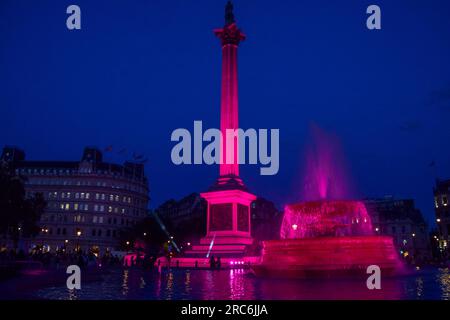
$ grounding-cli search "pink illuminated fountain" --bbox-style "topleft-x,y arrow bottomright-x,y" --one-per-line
253,126 -> 403,278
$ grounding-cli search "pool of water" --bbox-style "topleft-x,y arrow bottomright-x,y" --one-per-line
32,267 -> 450,300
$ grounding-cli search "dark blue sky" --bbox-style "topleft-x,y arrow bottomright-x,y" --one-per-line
1,0 -> 450,226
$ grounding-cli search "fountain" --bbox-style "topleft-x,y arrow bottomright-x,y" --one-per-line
252,125 -> 403,278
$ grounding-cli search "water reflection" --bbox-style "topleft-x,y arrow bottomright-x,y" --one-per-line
229,268 -> 253,300
121,269 -> 128,296
437,268 -> 450,299
33,267 -> 450,300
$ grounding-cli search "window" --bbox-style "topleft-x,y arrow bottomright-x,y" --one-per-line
96,193 -> 100,200
86,193 -> 90,199
443,195 -> 448,206
121,208 -> 125,214
94,205 -> 98,211
110,194 -> 114,201
100,205 -> 105,212
62,228 -> 66,235
108,206 -> 113,213
114,207 -> 118,213
75,193 -> 79,199
81,193 -> 85,199
99,216 -> 103,223
92,229 -> 96,236
67,192 -> 71,199
93,216 -> 98,223
62,192 -> 66,199
101,194 -> 106,200
74,203 -> 79,210
65,203 -> 70,210
115,195 -> 119,202
98,229 -> 102,237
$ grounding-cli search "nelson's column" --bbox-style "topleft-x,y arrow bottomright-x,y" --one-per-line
186,2 -> 257,260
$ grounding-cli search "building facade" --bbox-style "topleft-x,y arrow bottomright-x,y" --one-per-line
364,197 -> 431,263
250,197 -> 281,241
434,179 -> 450,258
1,146 -> 149,254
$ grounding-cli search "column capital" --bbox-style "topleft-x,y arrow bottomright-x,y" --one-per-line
214,23 -> 245,46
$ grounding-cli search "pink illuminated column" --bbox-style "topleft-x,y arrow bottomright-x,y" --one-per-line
214,6 -> 245,177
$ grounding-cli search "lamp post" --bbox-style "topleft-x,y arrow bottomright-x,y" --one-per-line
76,230 -> 81,253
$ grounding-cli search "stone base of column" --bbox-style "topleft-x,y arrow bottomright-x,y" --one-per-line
185,188 -> 256,257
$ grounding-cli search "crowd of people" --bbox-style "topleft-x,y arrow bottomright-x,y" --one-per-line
0,246 -> 122,270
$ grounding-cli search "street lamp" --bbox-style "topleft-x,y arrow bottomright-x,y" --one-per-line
76,230 -> 81,252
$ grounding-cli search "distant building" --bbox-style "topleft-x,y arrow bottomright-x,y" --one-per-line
251,197 -> 281,241
1,146 -> 149,254
155,194 -> 280,242
364,197 -> 431,263
434,179 -> 450,258
155,193 -> 207,245
155,193 -> 207,228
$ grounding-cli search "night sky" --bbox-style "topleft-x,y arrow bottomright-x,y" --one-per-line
1,0 -> 450,226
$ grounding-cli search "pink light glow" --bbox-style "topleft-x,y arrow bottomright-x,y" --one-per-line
215,22 -> 245,177
253,236 -> 404,278
280,200 -> 373,239
301,124 -> 355,201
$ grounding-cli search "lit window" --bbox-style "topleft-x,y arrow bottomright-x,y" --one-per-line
100,205 -> 105,212
94,205 -> 98,211
74,203 -> 79,210
121,208 -> 125,214
62,192 -> 66,199
96,193 -> 100,200
67,192 -> 71,199
86,193 -> 90,200
65,203 -> 70,210
84,204 -> 88,211
443,195 -> 448,207
115,195 -> 119,202
101,194 -> 106,200
108,206 -> 113,213
109,195 -> 114,201
81,193 -> 85,199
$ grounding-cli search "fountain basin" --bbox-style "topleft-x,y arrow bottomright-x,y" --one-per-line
252,236 -> 403,278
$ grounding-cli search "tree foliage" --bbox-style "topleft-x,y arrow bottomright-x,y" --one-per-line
0,164 -> 46,243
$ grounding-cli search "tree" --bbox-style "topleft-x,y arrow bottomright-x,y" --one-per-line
119,212 -> 173,255
0,164 -> 46,247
